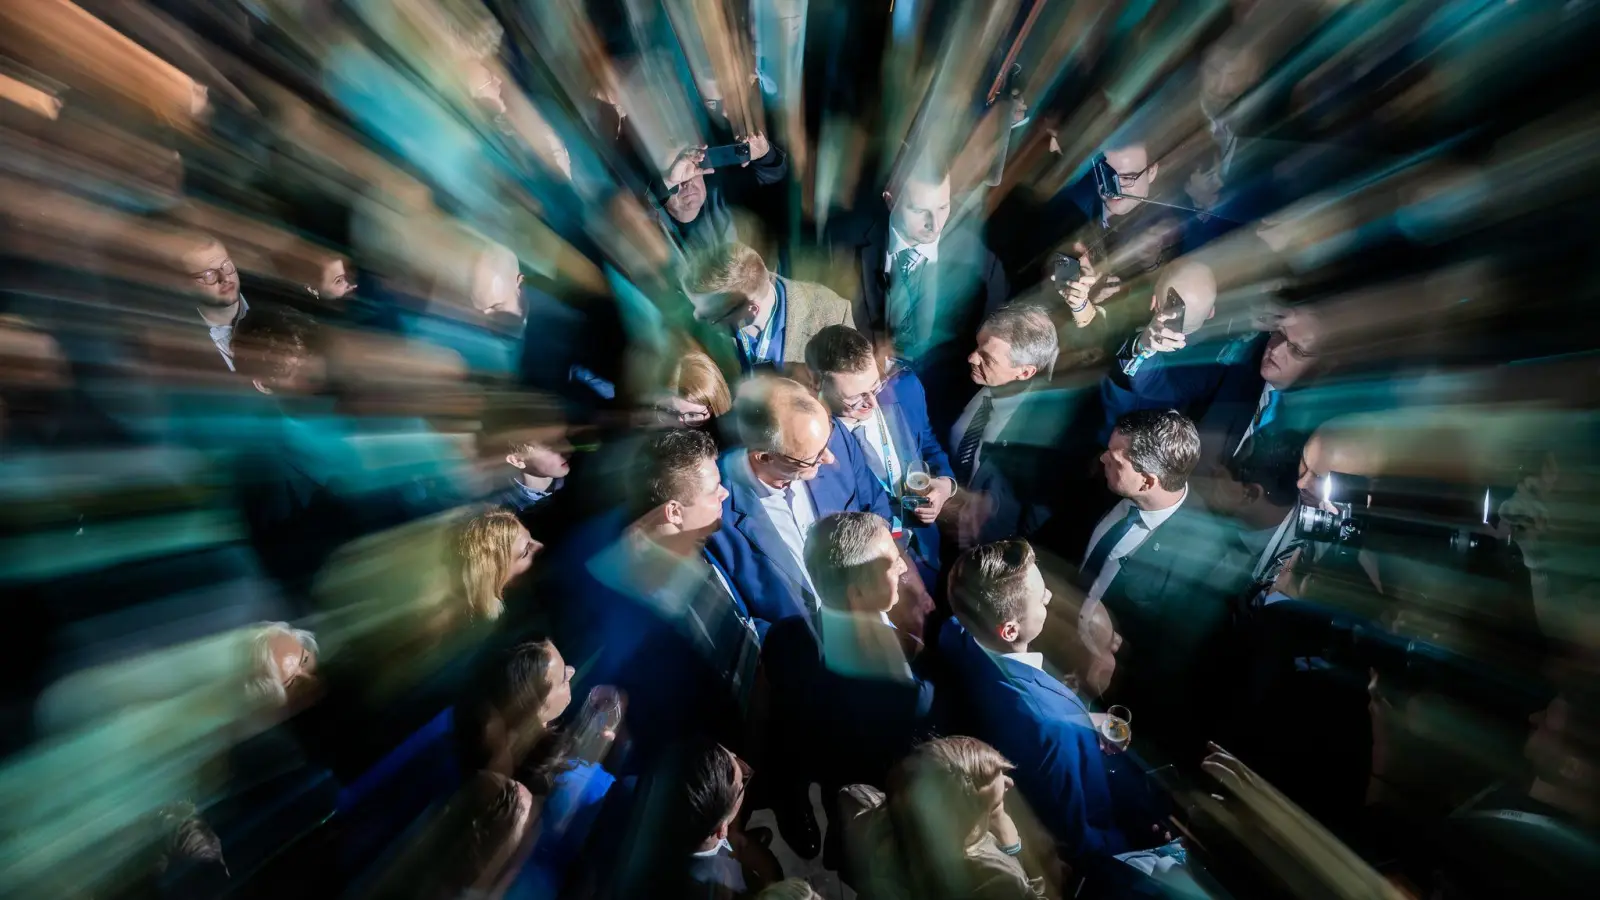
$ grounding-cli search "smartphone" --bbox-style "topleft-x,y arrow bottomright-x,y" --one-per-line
702,142 -> 751,169
1050,253 -> 1081,286
1157,287 -> 1187,331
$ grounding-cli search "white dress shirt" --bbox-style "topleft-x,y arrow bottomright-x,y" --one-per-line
736,453 -> 818,597
884,226 -> 940,272
948,387 -> 1029,480
1235,383 -> 1278,455
1082,486 -> 1189,604
845,406 -> 903,493
202,293 -> 249,372
1002,650 -> 1045,671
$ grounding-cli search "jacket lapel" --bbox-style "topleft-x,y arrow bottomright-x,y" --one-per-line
877,382 -> 919,468
727,473 -> 811,596
807,428 -> 855,517
859,226 -> 887,332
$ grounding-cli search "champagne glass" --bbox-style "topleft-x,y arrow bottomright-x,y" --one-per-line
903,459 -> 932,497
1100,704 -> 1132,752
571,685 -> 625,762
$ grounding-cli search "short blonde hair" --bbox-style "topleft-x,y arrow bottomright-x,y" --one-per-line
452,509 -> 527,621
687,242 -> 769,298
891,736 -> 1015,846
668,343 -> 733,415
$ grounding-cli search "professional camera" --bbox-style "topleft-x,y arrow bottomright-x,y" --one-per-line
1295,472 -> 1517,570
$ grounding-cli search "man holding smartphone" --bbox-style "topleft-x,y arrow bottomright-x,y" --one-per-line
658,130 -> 786,253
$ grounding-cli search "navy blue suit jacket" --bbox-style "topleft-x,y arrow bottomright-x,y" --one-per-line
856,368 -> 953,575
705,427 -> 893,630
1100,331 -> 1274,458
936,618 -> 1137,861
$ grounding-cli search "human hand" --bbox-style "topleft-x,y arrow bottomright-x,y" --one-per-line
1054,243 -> 1122,318
914,477 -> 954,524
1136,314 -> 1186,356
989,803 -> 1022,848
666,146 -> 712,188
741,132 -> 771,165
1200,741 -> 1258,795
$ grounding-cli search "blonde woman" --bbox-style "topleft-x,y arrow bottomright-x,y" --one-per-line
654,340 -> 734,428
842,736 -> 1051,900
452,508 -> 541,622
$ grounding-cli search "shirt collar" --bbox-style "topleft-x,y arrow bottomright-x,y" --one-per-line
736,452 -> 782,500
1002,650 -> 1045,671
888,226 -> 939,264
691,837 -> 733,858
201,292 -> 249,332
1128,484 -> 1189,530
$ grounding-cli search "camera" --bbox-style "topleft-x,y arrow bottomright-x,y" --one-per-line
1295,472 -> 1516,568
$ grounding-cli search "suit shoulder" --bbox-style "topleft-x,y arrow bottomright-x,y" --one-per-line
824,211 -> 882,248
786,277 -> 851,322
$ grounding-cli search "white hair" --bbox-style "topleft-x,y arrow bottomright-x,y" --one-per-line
805,511 -> 890,611
244,622 -> 317,707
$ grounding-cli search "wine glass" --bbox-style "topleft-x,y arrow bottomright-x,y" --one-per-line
1099,704 -> 1132,753
571,686 -> 625,762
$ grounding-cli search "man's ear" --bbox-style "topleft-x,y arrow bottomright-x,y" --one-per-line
998,621 -> 1021,643
1242,483 -> 1264,506
505,452 -> 526,470
1017,364 -> 1039,382
663,499 -> 684,528
715,817 -> 732,842
1147,162 -> 1160,184
1141,471 -> 1160,493
882,189 -> 894,210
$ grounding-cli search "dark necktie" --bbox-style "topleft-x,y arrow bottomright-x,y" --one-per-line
889,248 -> 923,338
953,393 -> 993,486
1081,507 -> 1144,588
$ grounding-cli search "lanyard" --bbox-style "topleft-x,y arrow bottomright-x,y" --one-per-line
738,278 -> 784,370
855,409 -> 905,538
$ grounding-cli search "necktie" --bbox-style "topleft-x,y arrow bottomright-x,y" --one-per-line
953,393 -> 993,486
888,248 -> 924,343
853,423 -> 888,482
1253,388 -> 1280,434
1081,507 -> 1144,588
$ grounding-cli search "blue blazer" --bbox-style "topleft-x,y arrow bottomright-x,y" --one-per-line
1100,332 -> 1271,453
706,427 -> 893,630
936,618 -> 1133,861
866,368 -> 953,575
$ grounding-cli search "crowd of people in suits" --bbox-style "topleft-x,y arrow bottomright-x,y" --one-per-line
5,2 -> 1600,900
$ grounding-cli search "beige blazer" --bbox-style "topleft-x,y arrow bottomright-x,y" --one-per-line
778,275 -> 853,366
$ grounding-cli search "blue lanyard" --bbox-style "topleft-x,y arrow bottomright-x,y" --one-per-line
738,278 -> 784,369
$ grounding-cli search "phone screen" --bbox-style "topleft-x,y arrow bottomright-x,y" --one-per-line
1159,287 -> 1187,330
702,142 -> 751,169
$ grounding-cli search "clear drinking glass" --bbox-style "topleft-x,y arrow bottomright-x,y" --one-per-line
571,685 -> 626,762
1099,704 -> 1132,752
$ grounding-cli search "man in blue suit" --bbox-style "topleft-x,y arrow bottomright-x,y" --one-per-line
1100,264 -> 1330,469
548,429 -> 760,774
938,538 -> 1166,864
705,376 -> 893,632
806,324 -> 954,601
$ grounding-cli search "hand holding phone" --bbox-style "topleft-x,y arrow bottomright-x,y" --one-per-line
1138,288 -> 1188,355
701,141 -> 751,169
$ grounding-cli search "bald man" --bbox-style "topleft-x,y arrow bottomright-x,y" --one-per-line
706,376 -> 894,628
1101,260 -> 1330,469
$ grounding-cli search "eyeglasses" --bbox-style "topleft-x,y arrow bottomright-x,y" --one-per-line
189,259 -> 237,286
765,423 -> 834,471
1093,156 -> 1155,198
839,378 -> 886,412
1269,328 -> 1316,360
653,403 -> 711,426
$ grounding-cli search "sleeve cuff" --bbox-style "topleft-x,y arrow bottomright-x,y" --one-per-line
998,841 -> 1024,856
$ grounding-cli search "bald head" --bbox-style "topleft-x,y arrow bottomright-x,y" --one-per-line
736,376 -> 835,488
1154,260 -> 1218,334
1297,424 -> 1389,511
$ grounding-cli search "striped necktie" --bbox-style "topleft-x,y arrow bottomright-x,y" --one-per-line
953,393 -> 993,486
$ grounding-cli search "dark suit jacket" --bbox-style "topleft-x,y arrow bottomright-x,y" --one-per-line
705,427 -> 893,630
936,618 -> 1144,861
864,368 -> 954,574
1099,332 -> 1275,465
762,611 -> 935,792
1074,493 -> 1252,764
826,213 -> 1009,433
964,378 -> 1102,545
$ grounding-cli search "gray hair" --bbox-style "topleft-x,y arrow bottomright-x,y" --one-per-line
733,376 -> 826,454
981,305 -> 1058,376
805,511 -> 890,611
244,622 -> 317,707
1114,408 -> 1200,491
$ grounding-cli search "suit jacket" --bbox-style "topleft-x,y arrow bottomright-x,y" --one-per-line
762,611 -> 935,791
936,618 -> 1137,861
826,213 -> 1009,433
777,276 -> 853,367
1074,493 -> 1252,763
705,427 -> 893,630
859,368 -> 953,574
966,378 -> 1101,545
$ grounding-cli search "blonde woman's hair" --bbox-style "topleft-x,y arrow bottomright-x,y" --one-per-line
667,341 -> 733,416
892,736 -> 1015,852
452,509 -> 526,621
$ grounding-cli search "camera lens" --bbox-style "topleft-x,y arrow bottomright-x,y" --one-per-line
1297,505 -> 1338,541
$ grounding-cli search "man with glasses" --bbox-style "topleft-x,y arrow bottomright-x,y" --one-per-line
706,376 -> 892,632
181,238 -> 247,371
805,324 -> 954,591
687,242 -> 850,377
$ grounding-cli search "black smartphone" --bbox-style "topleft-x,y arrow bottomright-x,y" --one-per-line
702,142 -> 751,169
1050,253 -> 1081,286
1157,287 -> 1187,330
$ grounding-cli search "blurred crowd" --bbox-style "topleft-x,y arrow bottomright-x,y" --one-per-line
2,0 -> 1600,898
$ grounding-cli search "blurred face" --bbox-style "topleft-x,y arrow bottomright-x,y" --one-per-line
818,364 -> 884,422
888,176 -> 952,245
724,747 -> 750,826
1100,429 -> 1153,499
472,252 -> 524,318
1078,601 -> 1122,698
1296,435 -> 1337,513
1260,312 -> 1320,389
508,434 -> 571,479
666,173 -> 707,223
318,259 -> 356,300
537,644 -> 577,725
1101,145 -> 1157,217
182,241 -> 240,307
673,457 -> 730,538
267,630 -> 318,698
1008,563 -> 1052,647
751,410 -> 834,488
508,524 -> 540,580
968,330 -> 1033,387
850,526 -> 907,613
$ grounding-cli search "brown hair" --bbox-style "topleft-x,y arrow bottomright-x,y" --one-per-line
949,539 -> 1038,632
